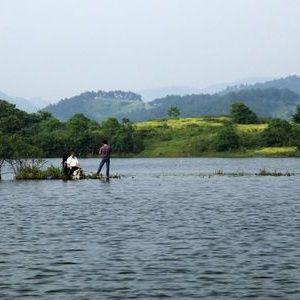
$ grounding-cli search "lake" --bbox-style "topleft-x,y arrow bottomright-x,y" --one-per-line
1,158 -> 300,299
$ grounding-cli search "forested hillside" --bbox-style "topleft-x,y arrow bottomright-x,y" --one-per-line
127,88 -> 300,121
44,90 -> 146,121
222,75 -> 300,96
44,87 -> 300,122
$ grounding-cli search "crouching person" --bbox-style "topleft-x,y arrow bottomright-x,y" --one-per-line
66,151 -> 80,177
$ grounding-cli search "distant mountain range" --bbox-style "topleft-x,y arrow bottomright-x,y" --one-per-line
0,90 -> 50,112
0,91 -> 38,112
3,75 -> 300,120
139,77 -> 272,101
139,86 -> 203,102
42,75 -> 300,121
221,75 -> 300,96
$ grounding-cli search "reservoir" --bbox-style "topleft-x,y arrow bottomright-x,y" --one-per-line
1,158 -> 300,299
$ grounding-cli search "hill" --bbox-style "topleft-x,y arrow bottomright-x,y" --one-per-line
43,75 -> 300,122
222,75 -> 300,96
44,87 -> 300,122
43,90 -> 147,121
127,88 -> 300,121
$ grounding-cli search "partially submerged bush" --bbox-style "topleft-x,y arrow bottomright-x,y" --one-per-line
8,159 -> 64,180
15,163 -> 64,180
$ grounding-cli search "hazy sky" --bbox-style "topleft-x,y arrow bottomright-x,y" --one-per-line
1,0 -> 300,102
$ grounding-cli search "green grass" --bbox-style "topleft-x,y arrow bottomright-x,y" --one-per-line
135,117 -> 300,157
252,147 -> 297,156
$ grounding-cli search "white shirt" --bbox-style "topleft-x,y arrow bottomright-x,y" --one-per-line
66,155 -> 79,167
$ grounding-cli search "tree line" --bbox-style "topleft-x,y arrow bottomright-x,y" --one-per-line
2,98 -> 300,164
210,102 -> 300,151
0,100 -> 145,162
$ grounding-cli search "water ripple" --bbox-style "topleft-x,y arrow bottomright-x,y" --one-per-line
1,158 -> 300,299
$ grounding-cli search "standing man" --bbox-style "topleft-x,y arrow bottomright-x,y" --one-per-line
96,140 -> 112,178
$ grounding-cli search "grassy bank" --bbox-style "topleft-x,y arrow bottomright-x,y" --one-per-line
134,117 -> 300,157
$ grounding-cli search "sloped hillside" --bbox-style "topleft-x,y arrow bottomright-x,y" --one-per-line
44,90 -> 146,121
43,86 -> 300,122
222,75 -> 300,96
127,88 -> 300,121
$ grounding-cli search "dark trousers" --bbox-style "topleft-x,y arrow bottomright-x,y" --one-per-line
68,166 -> 79,177
62,163 -> 68,175
97,157 -> 110,177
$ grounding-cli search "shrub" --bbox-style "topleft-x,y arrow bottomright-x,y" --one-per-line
260,119 -> 292,147
193,136 -> 214,152
214,123 -> 240,151
11,159 -> 63,180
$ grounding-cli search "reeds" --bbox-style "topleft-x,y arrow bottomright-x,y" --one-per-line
256,168 -> 294,176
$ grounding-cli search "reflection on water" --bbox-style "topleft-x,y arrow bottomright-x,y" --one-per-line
1,158 -> 300,299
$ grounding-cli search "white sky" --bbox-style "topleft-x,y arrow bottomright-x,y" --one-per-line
0,0 -> 300,102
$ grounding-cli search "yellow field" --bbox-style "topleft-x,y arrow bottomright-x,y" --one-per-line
135,117 -> 230,130
136,117 -> 267,131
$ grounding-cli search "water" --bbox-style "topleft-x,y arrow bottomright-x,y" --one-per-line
1,158 -> 300,299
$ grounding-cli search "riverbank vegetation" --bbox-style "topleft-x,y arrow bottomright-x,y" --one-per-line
135,117 -> 300,157
1,98 -> 300,173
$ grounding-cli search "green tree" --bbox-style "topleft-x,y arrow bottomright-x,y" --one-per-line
67,113 -> 91,131
36,111 -> 53,121
167,106 -> 180,118
292,105 -> 300,123
0,115 -> 23,133
40,118 -> 62,131
101,118 -> 121,139
214,123 -> 240,151
112,120 -> 144,153
260,119 -> 292,146
230,102 -> 259,124
290,124 -> 300,151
